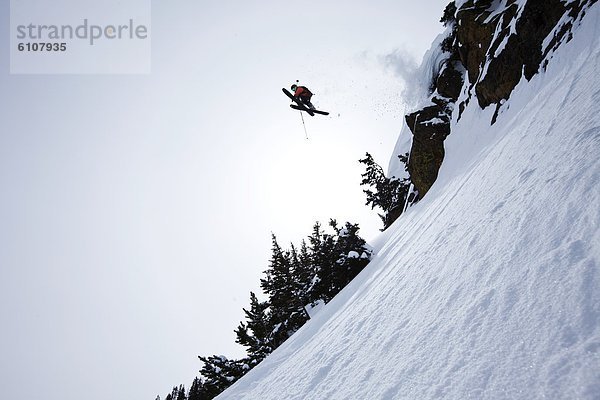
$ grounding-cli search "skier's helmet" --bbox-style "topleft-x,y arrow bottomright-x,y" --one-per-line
291,84 -> 297,91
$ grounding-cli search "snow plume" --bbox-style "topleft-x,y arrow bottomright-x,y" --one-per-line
380,32 -> 451,109
379,47 -> 421,108
380,48 -> 419,84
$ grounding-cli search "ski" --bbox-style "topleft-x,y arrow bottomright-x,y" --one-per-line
290,104 -> 329,115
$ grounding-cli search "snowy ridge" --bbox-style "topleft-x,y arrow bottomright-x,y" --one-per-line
217,5 -> 600,399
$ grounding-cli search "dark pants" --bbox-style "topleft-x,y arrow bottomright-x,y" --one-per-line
299,95 -> 314,109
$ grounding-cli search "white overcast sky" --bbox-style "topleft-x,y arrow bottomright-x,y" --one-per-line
0,1 -> 448,399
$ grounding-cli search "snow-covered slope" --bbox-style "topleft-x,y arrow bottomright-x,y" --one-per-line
217,6 -> 600,399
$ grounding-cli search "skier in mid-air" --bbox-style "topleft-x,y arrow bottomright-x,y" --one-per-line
281,83 -> 328,116
291,83 -> 315,110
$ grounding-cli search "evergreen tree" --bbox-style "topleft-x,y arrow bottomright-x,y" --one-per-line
165,385 -> 180,400
167,220 -> 374,400
329,221 -> 373,293
359,152 -> 410,230
260,235 -> 309,348
440,1 -> 457,26
234,291 -> 272,365
187,377 -> 207,400
297,240 -> 314,294
440,2 -> 459,53
304,220 -> 373,302
176,385 -> 187,400
198,355 -> 247,398
289,242 -> 316,310
307,221 -> 337,303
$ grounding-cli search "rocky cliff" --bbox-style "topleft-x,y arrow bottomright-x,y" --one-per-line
403,0 -> 597,202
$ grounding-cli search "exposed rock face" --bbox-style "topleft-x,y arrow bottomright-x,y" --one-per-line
405,105 -> 451,197
403,0 -> 597,199
405,50 -> 464,197
435,59 -> 464,101
457,0 -> 596,115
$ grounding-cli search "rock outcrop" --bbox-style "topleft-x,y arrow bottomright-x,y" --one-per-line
457,0 -> 597,119
403,0 -> 597,200
405,3 -> 464,198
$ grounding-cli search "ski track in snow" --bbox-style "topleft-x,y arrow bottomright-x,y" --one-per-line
218,7 -> 600,400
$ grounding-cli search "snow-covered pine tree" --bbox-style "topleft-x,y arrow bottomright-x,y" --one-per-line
289,242 -> 315,312
305,221 -> 337,303
359,152 -> 411,230
169,221 -> 373,400
198,355 -> 247,398
260,235 -> 309,348
234,291 -> 272,365
329,220 -> 373,293
440,1 -> 458,52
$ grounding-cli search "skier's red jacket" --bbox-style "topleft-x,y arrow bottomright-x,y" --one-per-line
294,86 -> 313,99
